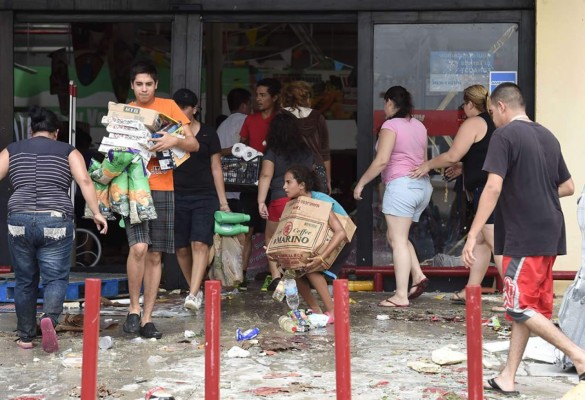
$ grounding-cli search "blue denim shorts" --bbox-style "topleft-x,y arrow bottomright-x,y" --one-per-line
174,193 -> 219,247
382,176 -> 432,222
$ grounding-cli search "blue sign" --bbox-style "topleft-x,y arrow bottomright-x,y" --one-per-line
489,71 -> 517,93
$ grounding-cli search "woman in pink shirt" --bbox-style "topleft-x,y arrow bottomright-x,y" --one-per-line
354,86 -> 433,307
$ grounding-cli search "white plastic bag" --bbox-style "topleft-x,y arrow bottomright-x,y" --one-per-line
221,235 -> 243,287
208,234 -> 226,286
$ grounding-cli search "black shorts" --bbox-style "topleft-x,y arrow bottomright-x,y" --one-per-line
239,191 -> 267,233
174,193 -> 219,247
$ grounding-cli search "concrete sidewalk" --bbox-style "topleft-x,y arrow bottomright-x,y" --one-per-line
0,289 -> 580,399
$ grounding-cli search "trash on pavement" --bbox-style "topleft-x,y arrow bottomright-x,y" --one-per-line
431,345 -> 467,365
227,345 -> 250,358
236,327 -> 260,341
407,360 -> 442,374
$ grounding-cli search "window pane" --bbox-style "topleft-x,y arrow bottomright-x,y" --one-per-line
372,23 -> 518,265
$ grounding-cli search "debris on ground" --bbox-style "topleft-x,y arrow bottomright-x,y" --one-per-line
431,345 -> 467,365
227,345 -> 250,358
407,360 -> 442,374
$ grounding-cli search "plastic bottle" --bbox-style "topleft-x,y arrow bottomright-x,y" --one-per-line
214,211 -> 250,224
214,222 -> 249,236
283,273 -> 300,310
236,327 -> 260,341
272,278 -> 286,302
278,315 -> 298,333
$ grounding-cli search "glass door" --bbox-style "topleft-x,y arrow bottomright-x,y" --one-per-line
355,10 -> 533,266
372,23 -> 518,265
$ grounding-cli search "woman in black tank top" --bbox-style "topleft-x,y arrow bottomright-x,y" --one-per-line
409,85 -> 503,304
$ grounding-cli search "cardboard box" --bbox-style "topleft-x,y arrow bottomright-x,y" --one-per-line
266,197 -> 356,271
107,101 -> 162,131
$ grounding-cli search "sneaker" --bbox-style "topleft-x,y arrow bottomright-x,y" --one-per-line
267,277 -> 281,292
260,275 -> 273,292
140,322 -> 162,339
238,276 -> 248,291
122,313 -> 141,334
40,317 -> 59,353
184,291 -> 203,311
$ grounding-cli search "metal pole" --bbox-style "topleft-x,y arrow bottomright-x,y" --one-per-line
466,284 -> 484,400
205,280 -> 221,400
81,278 -> 101,400
334,279 -> 351,399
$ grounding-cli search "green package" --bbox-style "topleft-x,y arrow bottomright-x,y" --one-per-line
127,159 -> 158,224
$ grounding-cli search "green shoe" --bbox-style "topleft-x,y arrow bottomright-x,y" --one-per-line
260,275 -> 273,292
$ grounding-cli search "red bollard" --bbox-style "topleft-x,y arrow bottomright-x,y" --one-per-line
81,278 -> 101,400
373,273 -> 383,292
334,279 -> 351,400
205,280 -> 221,400
466,284 -> 484,400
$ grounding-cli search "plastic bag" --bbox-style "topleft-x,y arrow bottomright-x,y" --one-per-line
208,234 -> 243,288
209,234 -> 226,286
84,158 -> 114,220
221,235 -> 243,287
90,150 -> 135,185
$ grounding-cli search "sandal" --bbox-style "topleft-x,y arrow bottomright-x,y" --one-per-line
378,298 -> 409,308
451,292 -> 466,304
407,278 -> 429,300
16,338 -> 33,349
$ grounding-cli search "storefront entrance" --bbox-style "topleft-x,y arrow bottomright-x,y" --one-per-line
0,4 -> 535,271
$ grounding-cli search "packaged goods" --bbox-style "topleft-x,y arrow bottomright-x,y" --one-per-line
107,101 -> 163,131
127,159 -> 157,224
266,197 -> 356,272
109,171 -> 129,217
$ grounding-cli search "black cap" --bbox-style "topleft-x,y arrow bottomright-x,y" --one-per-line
172,88 -> 198,108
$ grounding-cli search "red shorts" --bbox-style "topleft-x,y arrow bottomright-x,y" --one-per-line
268,197 -> 290,222
502,255 -> 555,322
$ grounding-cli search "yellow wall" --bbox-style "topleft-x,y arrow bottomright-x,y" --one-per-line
536,0 -> 585,290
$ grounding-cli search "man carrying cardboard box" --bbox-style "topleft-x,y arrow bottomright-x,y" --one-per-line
122,60 -> 199,339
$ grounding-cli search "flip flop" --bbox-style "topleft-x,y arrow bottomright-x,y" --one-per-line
451,292 -> 466,305
40,317 -> 59,353
579,372 -> 585,381
378,299 -> 409,308
15,338 -> 33,349
485,378 -> 519,396
407,278 -> 429,300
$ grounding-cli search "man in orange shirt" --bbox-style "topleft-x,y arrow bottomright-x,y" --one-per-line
122,61 -> 199,339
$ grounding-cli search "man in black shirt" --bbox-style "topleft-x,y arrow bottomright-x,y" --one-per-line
462,83 -> 585,395
172,89 -> 230,311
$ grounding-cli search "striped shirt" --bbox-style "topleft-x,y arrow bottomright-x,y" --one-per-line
7,136 -> 75,217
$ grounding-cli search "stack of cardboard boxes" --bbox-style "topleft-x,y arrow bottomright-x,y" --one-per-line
99,102 -> 189,169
